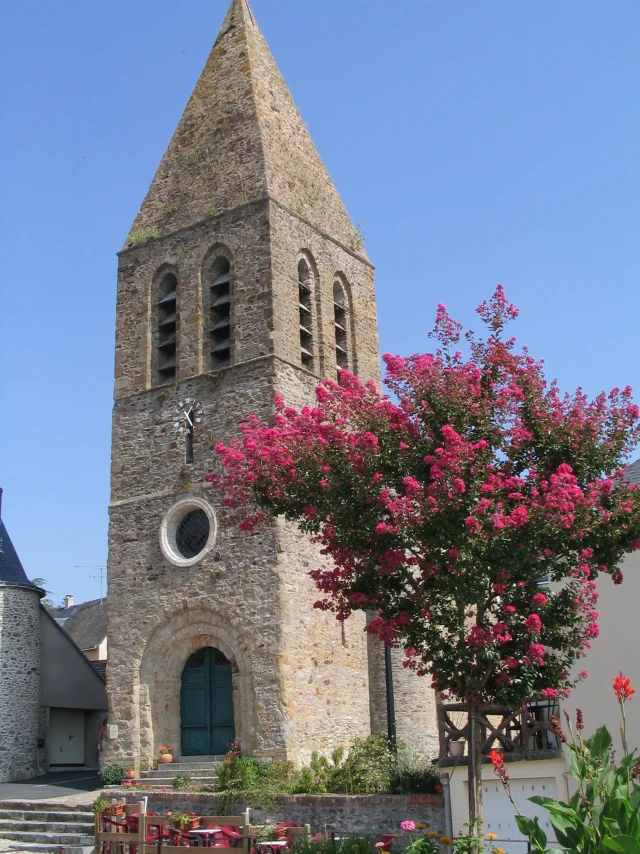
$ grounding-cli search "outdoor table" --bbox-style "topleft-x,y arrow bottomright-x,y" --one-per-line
189,827 -> 222,847
256,841 -> 288,853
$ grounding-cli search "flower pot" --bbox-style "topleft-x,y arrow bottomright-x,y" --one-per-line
125,770 -> 136,780
158,754 -> 173,764
103,805 -> 125,817
449,740 -> 465,758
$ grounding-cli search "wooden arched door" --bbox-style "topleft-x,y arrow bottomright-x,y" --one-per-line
180,647 -> 235,756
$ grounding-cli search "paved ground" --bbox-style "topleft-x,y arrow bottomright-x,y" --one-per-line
0,770 -> 101,802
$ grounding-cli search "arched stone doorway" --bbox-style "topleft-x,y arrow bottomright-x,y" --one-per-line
137,604 -> 257,770
181,647 -> 235,756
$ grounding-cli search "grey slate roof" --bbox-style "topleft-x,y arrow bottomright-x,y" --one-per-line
53,598 -> 107,653
0,516 -> 41,591
625,459 -> 640,487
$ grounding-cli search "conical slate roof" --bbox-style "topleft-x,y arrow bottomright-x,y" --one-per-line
0,516 -> 38,590
126,0 -> 364,253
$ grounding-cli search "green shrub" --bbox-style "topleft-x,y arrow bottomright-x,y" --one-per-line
216,735 -> 441,805
291,838 -> 377,854
390,755 -> 442,795
172,773 -> 193,791
102,764 -> 125,785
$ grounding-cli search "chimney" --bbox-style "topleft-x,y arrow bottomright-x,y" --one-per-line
64,594 -> 74,609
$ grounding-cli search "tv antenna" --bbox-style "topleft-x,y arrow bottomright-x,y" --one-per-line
76,565 -> 106,603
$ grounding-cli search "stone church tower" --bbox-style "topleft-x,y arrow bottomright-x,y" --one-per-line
107,0 -> 438,771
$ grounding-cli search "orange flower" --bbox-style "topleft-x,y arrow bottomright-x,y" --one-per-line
439,837 -> 453,846
486,833 -> 497,840
613,672 -> 635,701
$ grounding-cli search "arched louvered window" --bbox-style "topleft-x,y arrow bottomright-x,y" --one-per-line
208,257 -> 232,369
333,279 -> 350,371
298,258 -> 314,370
156,272 -> 178,383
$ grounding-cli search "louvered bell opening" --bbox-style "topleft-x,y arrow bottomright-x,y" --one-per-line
159,313 -> 177,329
334,297 -> 348,368
299,280 -> 314,369
209,267 -> 231,369
158,335 -> 176,350
159,291 -> 177,306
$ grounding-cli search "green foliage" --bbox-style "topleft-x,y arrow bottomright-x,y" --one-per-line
503,713 -> 640,853
92,795 -> 109,815
172,773 -> 193,791
30,577 -> 56,610
101,764 -> 125,785
406,838 -> 441,854
390,752 -> 443,795
128,226 -> 159,245
167,811 -> 193,830
291,838 -> 377,854
215,736 -> 441,807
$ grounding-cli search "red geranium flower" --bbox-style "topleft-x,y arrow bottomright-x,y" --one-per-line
613,672 -> 635,701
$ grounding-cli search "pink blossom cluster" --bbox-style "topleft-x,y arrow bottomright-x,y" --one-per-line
210,286 -> 640,707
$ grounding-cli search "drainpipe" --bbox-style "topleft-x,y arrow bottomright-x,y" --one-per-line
384,645 -> 397,755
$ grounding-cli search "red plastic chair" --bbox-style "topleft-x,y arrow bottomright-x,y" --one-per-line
375,835 -> 395,852
201,825 -> 232,848
221,826 -> 244,847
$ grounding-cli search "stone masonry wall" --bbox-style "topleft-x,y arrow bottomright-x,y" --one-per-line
114,790 -> 446,841
0,587 -> 41,782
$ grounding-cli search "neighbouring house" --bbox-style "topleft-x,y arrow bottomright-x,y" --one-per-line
0,489 -> 108,782
53,596 -> 108,679
441,459 -> 640,853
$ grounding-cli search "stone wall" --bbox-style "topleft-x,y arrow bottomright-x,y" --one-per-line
0,586 -> 41,782
112,790 -> 446,840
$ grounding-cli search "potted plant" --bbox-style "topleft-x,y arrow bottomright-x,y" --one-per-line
102,799 -> 125,817
167,811 -> 201,832
92,796 -> 109,816
449,737 -> 465,758
157,745 -> 173,764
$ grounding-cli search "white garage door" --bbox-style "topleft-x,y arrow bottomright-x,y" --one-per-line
48,709 -> 85,766
482,777 -> 558,854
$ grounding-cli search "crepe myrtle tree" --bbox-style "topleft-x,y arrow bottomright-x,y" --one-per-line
209,286 -> 640,844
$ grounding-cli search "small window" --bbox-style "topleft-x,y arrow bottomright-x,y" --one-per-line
298,259 -> 314,370
209,258 -> 232,369
333,280 -> 349,370
157,273 -> 178,383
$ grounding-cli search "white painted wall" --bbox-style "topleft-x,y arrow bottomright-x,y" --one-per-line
562,549 -> 640,753
447,757 -> 568,851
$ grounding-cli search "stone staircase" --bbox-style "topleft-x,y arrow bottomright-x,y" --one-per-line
139,756 -> 224,788
0,801 -> 94,853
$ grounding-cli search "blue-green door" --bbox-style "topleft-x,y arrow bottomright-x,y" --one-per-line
181,648 -> 235,756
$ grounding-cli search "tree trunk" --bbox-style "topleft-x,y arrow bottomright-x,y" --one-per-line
467,703 -> 484,853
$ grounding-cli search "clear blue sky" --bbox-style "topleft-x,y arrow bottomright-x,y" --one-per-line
1,0 -> 639,605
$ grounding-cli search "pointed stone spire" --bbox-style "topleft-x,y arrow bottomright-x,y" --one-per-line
126,0 -> 364,254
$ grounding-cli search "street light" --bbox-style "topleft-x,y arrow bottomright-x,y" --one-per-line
385,645 -> 397,755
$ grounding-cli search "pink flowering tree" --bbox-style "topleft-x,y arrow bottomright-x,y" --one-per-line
209,286 -> 640,841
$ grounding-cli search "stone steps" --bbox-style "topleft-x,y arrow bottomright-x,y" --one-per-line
0,830 -> 94,845
0,821 -> 94,835
139,758 -> 222,787
0,802 -> 95,854
0,844 -> 93,854
152,758 -> 224,771
142,768 -> 219,779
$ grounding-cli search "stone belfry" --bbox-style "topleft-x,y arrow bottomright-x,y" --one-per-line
107,0 -> 438,771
